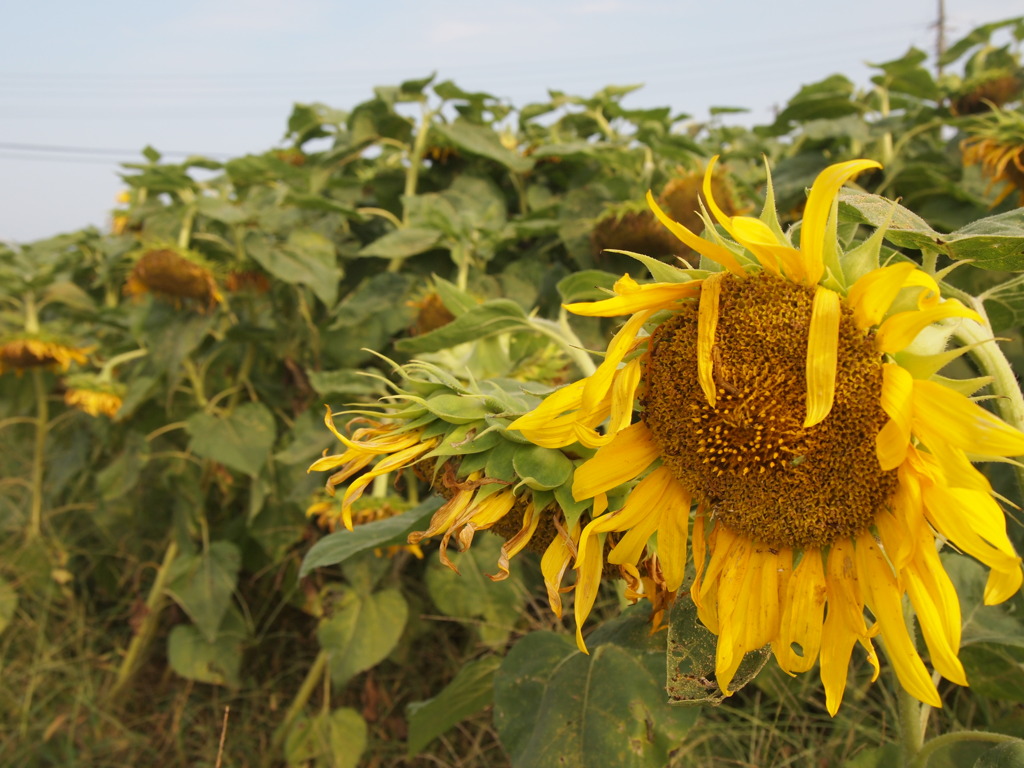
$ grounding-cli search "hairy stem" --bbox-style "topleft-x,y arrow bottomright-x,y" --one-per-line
27,369 -> 49,539
107,538 -> 180,703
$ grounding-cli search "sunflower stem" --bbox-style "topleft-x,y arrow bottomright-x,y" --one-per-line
107,537 -> 180,703
27,368 -> 49,540
265,649 -> 330,768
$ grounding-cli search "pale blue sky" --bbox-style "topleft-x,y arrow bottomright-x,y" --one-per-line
0,0 -> 1015,242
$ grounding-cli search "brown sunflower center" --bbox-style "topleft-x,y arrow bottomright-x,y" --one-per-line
641,272 -> 897,549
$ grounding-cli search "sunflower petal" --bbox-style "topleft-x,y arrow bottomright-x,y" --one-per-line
804,286 -> 840,427
565,276 -> 702,317
855,532 -> 941,707
847,262 -> 922,331
646,190 -> 746,277
876,363 -> 915,471
574,528 -> 606,653
912,378 -> 1024,458
776,550 -> 827,674
572,422 -> 660,500
697,273 -> 725,407
904,534 -> 967,685
875,301 -> 982,354
801,160 -> 882,285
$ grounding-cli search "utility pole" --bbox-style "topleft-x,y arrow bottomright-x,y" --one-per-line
934,0 -> 947,79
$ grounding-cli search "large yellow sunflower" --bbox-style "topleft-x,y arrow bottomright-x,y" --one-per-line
509,156 -> 1024,715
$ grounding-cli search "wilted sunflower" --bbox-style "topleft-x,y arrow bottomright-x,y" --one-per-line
308,366 -> 585,618
961,107 -> 1024,206
124,247 -> 223,309
510,157 -> 1024,714
63,374 -> 125,418
0,335 -> 90,375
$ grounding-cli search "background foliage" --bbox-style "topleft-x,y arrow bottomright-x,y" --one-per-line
2,17 -> 1024,767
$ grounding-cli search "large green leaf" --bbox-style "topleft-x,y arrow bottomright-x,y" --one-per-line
284,708 -> 367,768
166,541 -> 242,643
317,585 -> 409,685
358,227 -> 441,259
433,119 -> 534,173
946,554 -> 1024,702
395,299 -> 530,354
299,497 -> 442,577
167,605 -> 246,687
247,229 -> 341,305
187,401 -> 276,477
666,594 -> 769,704
840,193 -> 1024,270
982,273 -> 1024,332
493,607 -> 700,768
425,534 -> 525,646
406,655 -> 501,755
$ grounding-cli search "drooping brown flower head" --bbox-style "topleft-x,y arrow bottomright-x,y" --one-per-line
63,374 -> 125,418
592,166 -> 741,263
961,107 -> 1024,206
0,335 -> 90,375
124,247 -> 223,309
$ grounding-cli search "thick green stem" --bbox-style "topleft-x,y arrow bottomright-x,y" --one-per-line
27,369 -> 49,540
265,649 -> 330,767
898,682 -> 927,765
107,538 -> 180,703
911,731 -> 1019,768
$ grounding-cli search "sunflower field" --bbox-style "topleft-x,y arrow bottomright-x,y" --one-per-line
4,16 -> 1024,768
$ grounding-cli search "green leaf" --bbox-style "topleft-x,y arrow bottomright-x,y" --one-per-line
433,119 -> 534,173
840,193 -> 1024,269
666,594 -> 769,704
974,740 -> 1024,768
843,744 -> 901,768
305,369 -> 384,398
300,497 -> 442,577
284,708 -> 367,768
195,195 -> 249,224
95,431 -> 149,500
166,605 -> 246,687
283,191 -> 360,218
425,535 -> 525,646
317,586 -> 409,685
512,444 -> 573,491
0,576 -> 17,635
982,273 -> 1024,332
406,655 -> 501,755
945,210 -> 1024,270
945,554 -> 1024,702
166,541 -> 242,643
247,230 -> 341,305
187,401 -> 276,477
394,299 -> 529,354
358,227 -> 441,259
556,269 -> 621,304
493,607 -> 700,768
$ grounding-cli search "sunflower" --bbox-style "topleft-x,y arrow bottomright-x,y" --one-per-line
307,367 -> 585,618
124,247 -> 223,309
960,107 -> 1024,207
509,156 -> 1024,714
0,335 -> 90,375
63,374 -> 125,418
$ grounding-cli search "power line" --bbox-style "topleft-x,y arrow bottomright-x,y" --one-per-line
0,141 -> 233,160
